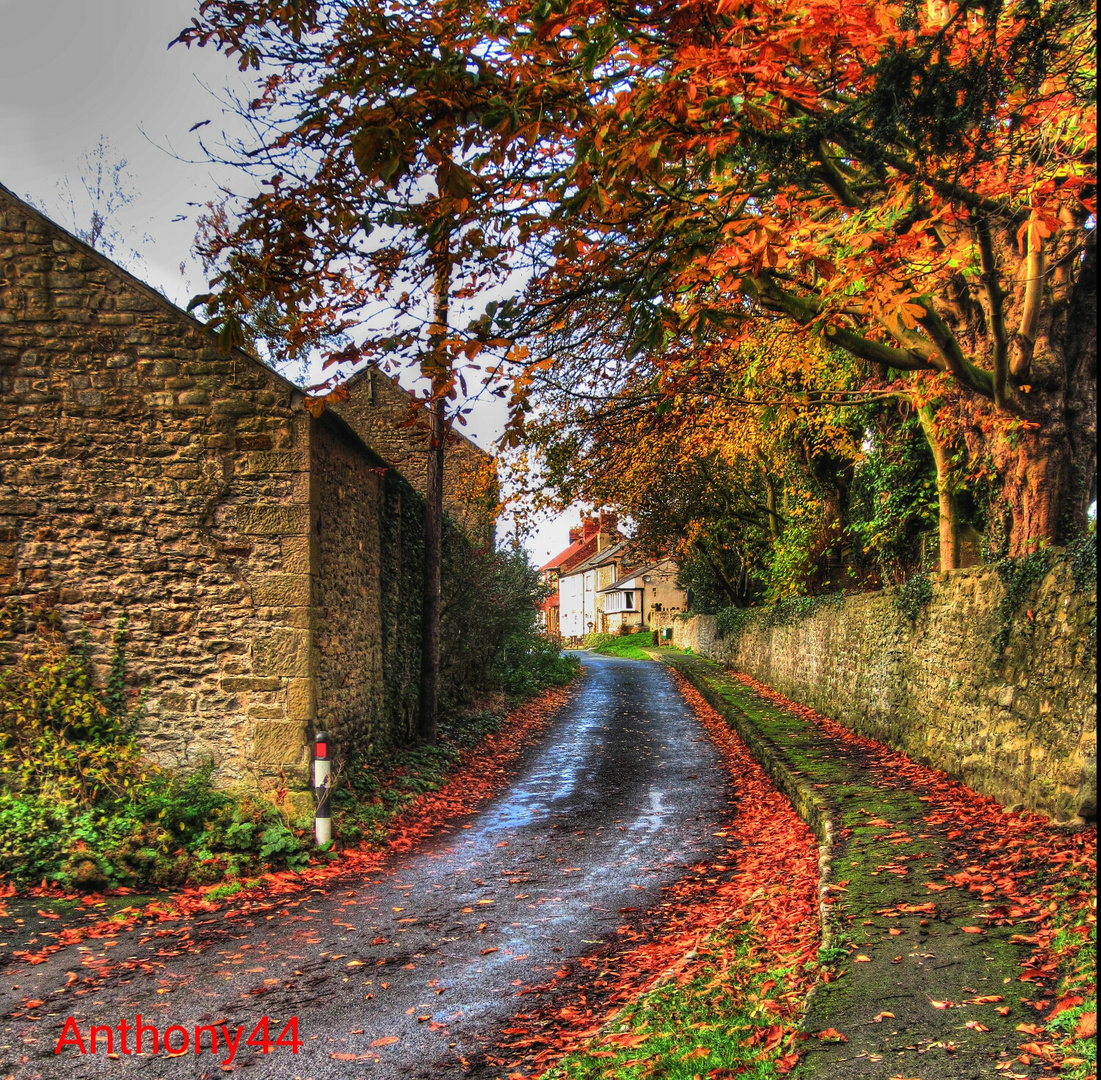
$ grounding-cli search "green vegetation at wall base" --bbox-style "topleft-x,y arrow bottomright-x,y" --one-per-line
0,615 -> 310,891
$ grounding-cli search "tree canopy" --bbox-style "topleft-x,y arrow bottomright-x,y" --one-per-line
504,0 -> 1095,558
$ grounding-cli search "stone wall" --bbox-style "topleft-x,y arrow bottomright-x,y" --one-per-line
0,183 -> 314,792
331,367 -> 497,546
653,610 -> 716,655
311,415 -> 385,759
661,550 -> 1096,823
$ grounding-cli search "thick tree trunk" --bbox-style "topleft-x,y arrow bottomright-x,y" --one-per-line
969,230 -> 1095,556
418,226 -> 452,745
917,403 -> 960,572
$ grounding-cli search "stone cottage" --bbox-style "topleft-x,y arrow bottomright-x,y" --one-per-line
0,182 -> 495,811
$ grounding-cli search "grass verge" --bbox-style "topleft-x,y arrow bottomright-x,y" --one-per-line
584,631 -> 655,661
544,926 -> 804,1079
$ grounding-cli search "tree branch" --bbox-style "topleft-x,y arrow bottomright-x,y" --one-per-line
915,299 -> 996,399
1013,240 -> 1044,380
817,140 -> 863,209
750,274 -> 934,371
975,215 -> 1010,408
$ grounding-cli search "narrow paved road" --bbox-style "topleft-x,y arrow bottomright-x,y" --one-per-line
2,653 -> 738,1079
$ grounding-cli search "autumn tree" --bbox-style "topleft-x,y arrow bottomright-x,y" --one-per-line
515,327 -> 902,600
505,0 -> 1096,557
176,0 -> 567,741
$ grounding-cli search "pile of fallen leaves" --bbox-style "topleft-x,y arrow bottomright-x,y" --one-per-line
734,672 -> 1097,1079
489,671 -> 822,1079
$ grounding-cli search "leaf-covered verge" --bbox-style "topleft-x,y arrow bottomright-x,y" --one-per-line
4,686 -> 573,970
489,672 -> 821,1079
0,600 -> 577,894
722,668 -> 1097,1080
544,930 -> 807,1079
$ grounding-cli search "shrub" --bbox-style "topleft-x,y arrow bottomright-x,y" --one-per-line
0,615 -> 309,889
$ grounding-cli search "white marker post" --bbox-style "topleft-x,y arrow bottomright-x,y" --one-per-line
313,730 -> 332,847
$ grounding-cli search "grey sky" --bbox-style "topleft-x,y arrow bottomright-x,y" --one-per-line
0,0 -> 575,562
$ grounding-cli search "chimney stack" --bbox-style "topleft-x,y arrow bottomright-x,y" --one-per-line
568,526 -> 583,544
581,514 -> 599,541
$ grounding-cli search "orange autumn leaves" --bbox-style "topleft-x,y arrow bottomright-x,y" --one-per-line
732,671 -> 1097,1073
9,687 -> 571,970
491,671 -> 822,1078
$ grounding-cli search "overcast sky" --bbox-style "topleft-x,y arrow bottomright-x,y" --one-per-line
0,0 -> 576,564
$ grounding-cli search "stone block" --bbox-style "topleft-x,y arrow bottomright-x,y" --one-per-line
157,690 -> 197,713
286,677 -> 316,721
251,573 -> 312,608
253,628 -> 312,677
239,451 -> 308,475
253,720 -> 308,765
219,675 -> 282,693
280,534 -> 314,573
236,504 -> 310,536
248,703 -> 287,720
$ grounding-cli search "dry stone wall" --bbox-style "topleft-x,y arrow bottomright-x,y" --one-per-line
0,185 -> 498,809
662,550 -> 1095,823
312,415 -> 386,758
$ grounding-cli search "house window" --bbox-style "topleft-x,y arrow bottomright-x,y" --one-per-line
624,593 -> 633,609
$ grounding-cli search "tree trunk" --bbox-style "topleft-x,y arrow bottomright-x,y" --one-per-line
695,540 -> 745,607
763,471 -> 780,540
418,227 -> 452,745
917,403 -> 960,571
964,229 -> 1095,556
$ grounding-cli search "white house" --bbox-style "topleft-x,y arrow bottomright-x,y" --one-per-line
558,540 -> 629,641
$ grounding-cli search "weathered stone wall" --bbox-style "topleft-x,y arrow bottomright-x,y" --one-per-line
654,610 -> 716,655
331,367 -> 497,545
0,184 -> 315,792
311,415 -> 386,758
664,550 -> 1096,822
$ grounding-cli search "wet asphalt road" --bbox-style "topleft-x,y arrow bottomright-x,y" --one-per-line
1,652 -> 736,1079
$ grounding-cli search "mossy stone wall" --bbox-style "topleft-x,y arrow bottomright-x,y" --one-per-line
672,548 -> 1096,823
